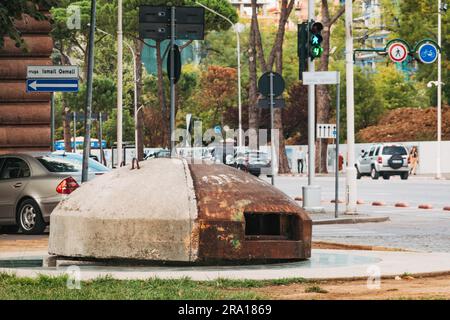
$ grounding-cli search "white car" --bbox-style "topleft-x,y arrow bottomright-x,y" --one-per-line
356,144 -> 409,180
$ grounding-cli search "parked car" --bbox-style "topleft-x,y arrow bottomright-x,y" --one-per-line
232,150 -> 271,177
50,151 -> 110,173
144,149 -> 171,160
0,153 -> 109,235
356,144 -> 409,180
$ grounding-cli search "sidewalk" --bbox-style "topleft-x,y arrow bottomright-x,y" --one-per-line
307,211 -> 390,225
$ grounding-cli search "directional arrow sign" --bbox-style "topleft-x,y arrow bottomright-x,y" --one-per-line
26,79 -> 79,92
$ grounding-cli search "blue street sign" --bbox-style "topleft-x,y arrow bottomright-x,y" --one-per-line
214,125 -> 222,134
418,43 -> 438,64
26,79 -> 79,92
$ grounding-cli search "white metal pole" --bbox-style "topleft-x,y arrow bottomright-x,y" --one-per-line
124,43 -> 138,161
437,0 -> 442,179
117,0 -> 123,167
237,29 -> 243,148
345,0 -> 357,213
170,6 -> 176,156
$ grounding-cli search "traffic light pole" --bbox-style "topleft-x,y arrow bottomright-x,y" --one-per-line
302,0 -> 323,212
170,6 -> 176,157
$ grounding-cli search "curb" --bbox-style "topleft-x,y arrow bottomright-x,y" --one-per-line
313,216 -> 390,225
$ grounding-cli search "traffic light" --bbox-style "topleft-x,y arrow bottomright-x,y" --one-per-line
309,21 -> 324,60
298,22 -> 308,80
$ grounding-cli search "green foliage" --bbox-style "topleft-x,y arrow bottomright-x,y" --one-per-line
374,65 -> 428,109
0,0 -> 57,48
103,108 -> 135,146
304,285 -> 328,294
64,76 -> 116,113
331,62 -> 385,142
381,0 -> 449,105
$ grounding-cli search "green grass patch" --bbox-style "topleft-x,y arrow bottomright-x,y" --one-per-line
0,273 -> 309,300
304,285 -> 329,294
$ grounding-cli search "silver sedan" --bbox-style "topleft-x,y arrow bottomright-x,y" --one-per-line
0,153 -> 109,234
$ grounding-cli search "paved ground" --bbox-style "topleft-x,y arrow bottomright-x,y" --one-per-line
262,175 -> 450,253
3,249 -> 450,281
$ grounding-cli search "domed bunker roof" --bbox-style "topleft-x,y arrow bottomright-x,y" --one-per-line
49,158 -> 312,263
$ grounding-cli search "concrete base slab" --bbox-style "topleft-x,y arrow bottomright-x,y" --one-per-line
2,249 -> 450,281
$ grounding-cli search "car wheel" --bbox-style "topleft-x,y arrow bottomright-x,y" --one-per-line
356,167 -> 362,179
383,174 -> 390,180
370,167 -> 379,180
401,172 -> 409,180
17,199 -> 46,235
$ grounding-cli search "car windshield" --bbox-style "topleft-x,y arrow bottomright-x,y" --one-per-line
382,146 -> 407,156
48,153 -> 110,172
37,157 -> 79,173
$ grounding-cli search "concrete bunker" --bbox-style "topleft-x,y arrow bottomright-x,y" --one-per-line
48,158 -> 311,263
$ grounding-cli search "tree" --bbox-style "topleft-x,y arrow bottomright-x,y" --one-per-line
186,66 -> 237,130
96,0 -> 237,159
332,63 -> 385,141
380,0 -> 449,105
374,65 -> 428,110
103,108 -> 134,147
0,0 -> 57,48
313,0 -> 354,173
249,0 -> 296,174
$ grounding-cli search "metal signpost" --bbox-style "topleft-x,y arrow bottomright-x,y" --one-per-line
304,71 -> 340,218
257,72 -> 286,186
26,66 -> 79,92
417,43 -> 439,64
27,65 -> 79,154
387,42 -> 409,63
139,6 -> 205,157
316,124 -> 336,139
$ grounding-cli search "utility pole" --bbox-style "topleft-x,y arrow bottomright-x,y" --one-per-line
170,6 -> 176,156
302,0 -> 322,212
82,0 -> 96,182
345,0 -> 357,213
436,0 -> 443,179
117,0 -> 123,167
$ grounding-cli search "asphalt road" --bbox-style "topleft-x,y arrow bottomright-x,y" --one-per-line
262,175 -> 450,253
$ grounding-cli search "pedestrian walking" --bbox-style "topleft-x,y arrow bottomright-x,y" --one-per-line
297,147 -> 306,174
408,146 -> 419,175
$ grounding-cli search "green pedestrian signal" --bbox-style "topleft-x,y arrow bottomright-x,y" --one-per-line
309,21 -> 323,60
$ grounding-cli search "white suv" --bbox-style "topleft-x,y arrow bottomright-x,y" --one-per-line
356,144 -> 409,180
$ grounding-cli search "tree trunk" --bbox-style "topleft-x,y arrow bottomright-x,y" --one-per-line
275,50 -> 290,174
248,5 -> 259,150
134,39 -> 145,160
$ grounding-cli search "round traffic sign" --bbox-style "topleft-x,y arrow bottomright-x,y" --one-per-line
258,72 -> 285,97
388,42 -> 408,63
417,43 -> 438,64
